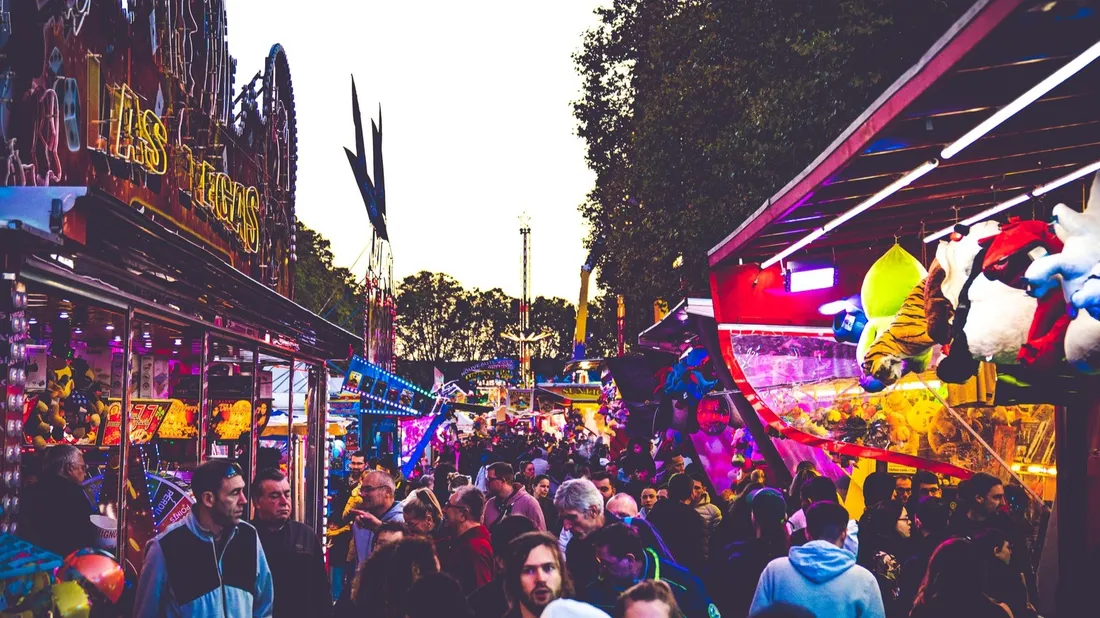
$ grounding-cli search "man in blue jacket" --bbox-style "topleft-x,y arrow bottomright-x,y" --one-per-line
749,501 -> 884,618
134,460 -> 274,618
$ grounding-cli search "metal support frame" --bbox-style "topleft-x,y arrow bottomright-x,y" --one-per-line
197,331 -> 210,465
115,307 -> 134,564
1055,395 -> 1091,616
247,348 -> 260,513
287,358 -> 296,519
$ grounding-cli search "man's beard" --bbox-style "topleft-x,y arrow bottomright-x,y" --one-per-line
520,586 -> 557,615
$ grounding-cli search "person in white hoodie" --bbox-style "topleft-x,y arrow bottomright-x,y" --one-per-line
749,501 -> 884,618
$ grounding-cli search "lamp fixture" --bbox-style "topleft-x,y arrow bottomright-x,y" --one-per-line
761,160 -> 938,269
941,39 -> 1100,160
924,157 -> 1100,243
105,323 -> 115,331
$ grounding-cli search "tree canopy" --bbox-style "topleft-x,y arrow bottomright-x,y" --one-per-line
574,0 -> 973,341
293,218 -> 363,330
394,270 -> 616,363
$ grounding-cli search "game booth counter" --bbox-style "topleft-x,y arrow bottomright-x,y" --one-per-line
706,1 -> 1100,613
0,0 -> 360,598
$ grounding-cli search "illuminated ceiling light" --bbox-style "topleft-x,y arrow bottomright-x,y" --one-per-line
924,158 -> 1100,243
174,338 -> 182,346
73,327 -> 83,334
762,160 -> 938,269
27,317 -> 37,325
924,194 -> 1032,243
941,39 -> 1100,160
105,323 -> 115,331
1033,158 -> 1100,196
786,267 -> 837,293
58,311 -> 70,319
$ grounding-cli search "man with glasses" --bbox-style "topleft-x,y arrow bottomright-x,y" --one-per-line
914,470 -> 942,501
19,444 -> 96,557
345,470 -> 404,567
438,485 -> 494,594
483,462 -> 546,531
134,460 -> 274,618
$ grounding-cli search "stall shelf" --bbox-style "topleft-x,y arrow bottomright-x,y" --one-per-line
706,1 -> 1100,614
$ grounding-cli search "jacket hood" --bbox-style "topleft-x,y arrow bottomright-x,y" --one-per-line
788,540 -> 857,583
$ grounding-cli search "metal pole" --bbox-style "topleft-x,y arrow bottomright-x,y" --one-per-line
116,307 -> 134,563
248,349 -> 260,513
287,358 -> 296,520
197,330 -> 210,466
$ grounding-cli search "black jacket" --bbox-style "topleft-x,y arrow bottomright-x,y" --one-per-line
467,578 -> 507,618
711,536 -> 787,617
583,548 -> 719,618
254,519 -> 332,618
644,500 -> 707,571
18,474 -> 96,557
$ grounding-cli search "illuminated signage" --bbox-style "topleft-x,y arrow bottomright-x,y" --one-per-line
1,3 -> 297,297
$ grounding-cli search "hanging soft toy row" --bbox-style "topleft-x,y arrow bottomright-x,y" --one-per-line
854,171 -> 1100,391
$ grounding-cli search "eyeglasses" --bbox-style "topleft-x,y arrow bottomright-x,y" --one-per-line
360,485 -> 384,493
898,516 -> 912,523
445,502 -> 469,513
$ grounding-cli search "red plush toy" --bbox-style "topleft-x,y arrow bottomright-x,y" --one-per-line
979,218 -> 1069,369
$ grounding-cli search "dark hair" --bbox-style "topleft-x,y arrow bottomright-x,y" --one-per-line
452,485 -> 486,521
503,532 -> 573,609
613,579 -> 684,618
532,474 -> 551,488
789,465 -> 820,506
806,501 -> 849,543
350,450 -> 367,460
377,521 -> 408,537
356,537 -> 440,618
667,473 -> 693,502
801,476 -> 838,504
590,470 -> 612,485
914,470 -> 939,487
959,473 -> 1002,510
257,446 -> 282,472
862,471 -> 896,507
912,496 -> 950,538
491,516 -> 538,556
192,460 -> 242,501
857,500 -> 907,566
488,462 -> 515,484
912,538 -> 990,610
406,572 -> 473,618
251,467 -> 286,495
587,523 -> 643,560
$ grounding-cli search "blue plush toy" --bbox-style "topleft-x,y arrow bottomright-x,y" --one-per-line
658,348 -> 719,402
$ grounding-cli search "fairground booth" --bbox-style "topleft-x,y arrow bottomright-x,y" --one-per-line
0,0 -> 359,580
707,1 -> 1100,613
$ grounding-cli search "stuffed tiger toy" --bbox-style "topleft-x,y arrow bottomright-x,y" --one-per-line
862,278 -> 935,386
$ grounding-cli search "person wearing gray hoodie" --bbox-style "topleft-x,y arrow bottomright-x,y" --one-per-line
749,501 -> 884,618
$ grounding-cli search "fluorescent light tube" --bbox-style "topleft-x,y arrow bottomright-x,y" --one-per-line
941,39 -> 1100,160
923,193 -> 1032,243
1033,159 -> 1100,196
788,267 -> 837,292
761,228 -> 826,269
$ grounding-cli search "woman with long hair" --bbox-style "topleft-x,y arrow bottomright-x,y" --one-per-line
858,500 -> 913,617
910,538 -> 1012,618
403,488 -> 444,538
355,536 -> 441,618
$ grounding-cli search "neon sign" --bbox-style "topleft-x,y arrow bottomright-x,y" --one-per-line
104,83 -> 260,254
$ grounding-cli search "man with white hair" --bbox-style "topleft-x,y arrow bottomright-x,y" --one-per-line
345,469 -> 404,567
19,444 -> 96,557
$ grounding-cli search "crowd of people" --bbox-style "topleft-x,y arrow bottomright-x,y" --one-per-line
15,422 -> 1035,617
320,424 -> 1043,618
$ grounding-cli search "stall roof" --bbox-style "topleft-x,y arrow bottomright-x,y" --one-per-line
709,0 -> 1100,267
638,298 -> 714,353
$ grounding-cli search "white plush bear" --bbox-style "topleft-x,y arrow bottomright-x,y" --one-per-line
934,220 -> 1035,363
964,274 -> 1036,363
1071,263 -> 1100,320
1024,172 -> 1100,373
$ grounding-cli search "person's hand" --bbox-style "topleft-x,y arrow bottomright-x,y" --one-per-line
351,509 -> 382,530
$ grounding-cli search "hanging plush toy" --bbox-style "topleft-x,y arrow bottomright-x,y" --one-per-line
857,245 -> 927,392
862,277 -> 935,386
1025,172 -> 1100,373
1072,263 -> 1100,320
656,348 -> 719,402
978,218 -> 1069,370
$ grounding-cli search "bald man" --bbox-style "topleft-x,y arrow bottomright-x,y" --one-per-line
606,493 -> 639,520
346,470 -> 404,566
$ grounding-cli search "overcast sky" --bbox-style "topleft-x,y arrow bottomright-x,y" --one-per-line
225,1 -> 605,302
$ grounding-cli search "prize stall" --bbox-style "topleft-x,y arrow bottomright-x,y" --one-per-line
706,1 -> 1100,613
0,0 -> 359,589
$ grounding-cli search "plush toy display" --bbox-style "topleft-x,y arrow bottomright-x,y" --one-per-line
979,219 -> 1069,369
1025,172 -> 1100,373
857,245 -> 927,391
861,278 -> 935,386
